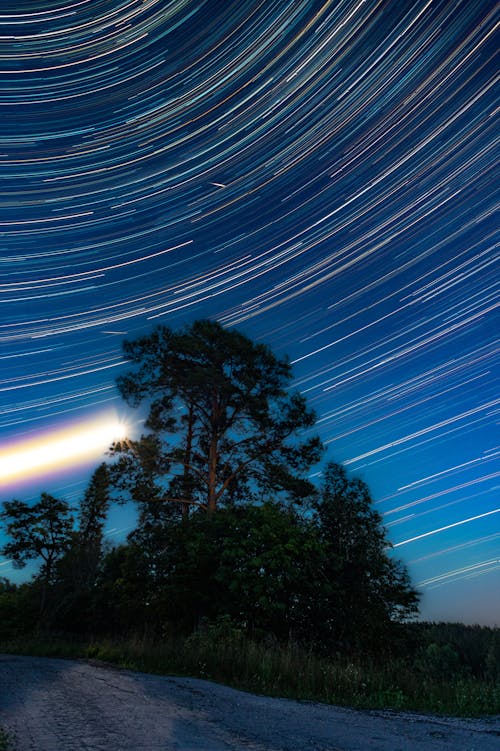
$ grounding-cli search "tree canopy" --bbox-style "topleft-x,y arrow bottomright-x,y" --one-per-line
112,319 -> 323,515
311,462 -> 420,649
0,493 -> 73,581
0,493 -> 73,622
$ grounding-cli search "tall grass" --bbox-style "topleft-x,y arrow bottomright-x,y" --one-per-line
2,627 -> 499,717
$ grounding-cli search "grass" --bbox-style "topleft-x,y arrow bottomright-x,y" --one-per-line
1,630 -> 499,718
0,728 -> 12,751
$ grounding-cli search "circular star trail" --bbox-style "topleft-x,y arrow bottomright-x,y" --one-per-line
0,0 -> 498,624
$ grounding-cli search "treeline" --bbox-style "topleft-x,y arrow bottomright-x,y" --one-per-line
0,461 -> 417,654
0,320 -> 498,715
406,621 -> 500,681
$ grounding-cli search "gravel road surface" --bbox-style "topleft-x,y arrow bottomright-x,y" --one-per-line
0,654 -> 499,750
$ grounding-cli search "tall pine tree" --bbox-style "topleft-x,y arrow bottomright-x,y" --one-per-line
111,320 -> 322,516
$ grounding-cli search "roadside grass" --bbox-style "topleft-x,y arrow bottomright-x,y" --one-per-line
0,728 -> 12,751
1,631 -> 498,718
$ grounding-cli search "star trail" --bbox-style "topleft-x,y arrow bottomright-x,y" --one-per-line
0,0 -> 498,624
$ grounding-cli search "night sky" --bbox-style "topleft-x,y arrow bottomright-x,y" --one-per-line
0,1 -> 498,625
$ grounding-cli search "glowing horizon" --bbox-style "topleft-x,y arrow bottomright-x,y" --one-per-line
0,413 -> 128,489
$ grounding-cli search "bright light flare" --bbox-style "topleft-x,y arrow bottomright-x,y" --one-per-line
0,413 -> 129,487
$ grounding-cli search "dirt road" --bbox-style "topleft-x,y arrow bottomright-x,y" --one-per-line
0,655 -> 498,750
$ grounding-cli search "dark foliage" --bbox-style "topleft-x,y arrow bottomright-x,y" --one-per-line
407,621 -> 500,681
0,494 -> 74,625
310,462 -> 420,651
111,319 -> 323,515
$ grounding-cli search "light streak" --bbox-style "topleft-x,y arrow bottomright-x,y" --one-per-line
0,413 -> 128,488
410,532 -> 500,564
393,509 -> 500,547
384,473 -> 500,515
343,399 -> 499,465
417,559 -> 500,589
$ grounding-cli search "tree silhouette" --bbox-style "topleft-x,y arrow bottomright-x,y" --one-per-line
76,463 -> 111,589
0,493 -> 73,621
112,320 -> 322,515
311,462 -> 419,650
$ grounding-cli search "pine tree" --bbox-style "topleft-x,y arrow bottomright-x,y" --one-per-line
111,319 -> 322,516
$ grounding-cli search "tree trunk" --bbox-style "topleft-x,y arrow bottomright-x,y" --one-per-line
182,403 -> 195,520
37,559 -> 52,632
207,434 -> 218,516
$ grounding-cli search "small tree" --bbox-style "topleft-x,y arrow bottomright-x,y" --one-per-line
112,320 -> 322,516
77,463 -> 111,588
0,493 -> 73,620
312,462 -> 419,651
47,464 -> 113,633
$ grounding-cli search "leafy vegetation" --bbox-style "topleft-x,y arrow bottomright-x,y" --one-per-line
0,472 -> 418,652
0,321 -> 497,717
0,493 -> 73,625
